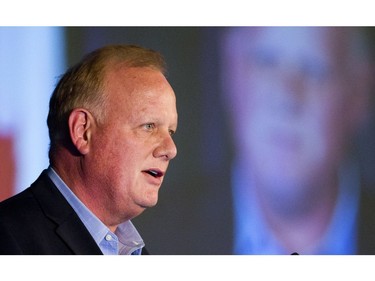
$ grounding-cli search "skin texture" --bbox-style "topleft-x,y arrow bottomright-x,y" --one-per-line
54,66 -> 178,232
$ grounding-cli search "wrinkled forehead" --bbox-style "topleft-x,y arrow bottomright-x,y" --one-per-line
224,27 -> 347,62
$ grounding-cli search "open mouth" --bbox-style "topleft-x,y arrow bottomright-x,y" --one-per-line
143,169 -> 164,178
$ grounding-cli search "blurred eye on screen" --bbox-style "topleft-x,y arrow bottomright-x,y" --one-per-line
250,48 -> 278,69
300,59 -> 331,82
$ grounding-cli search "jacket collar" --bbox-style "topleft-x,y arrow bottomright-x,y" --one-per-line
30,170 -> 102,254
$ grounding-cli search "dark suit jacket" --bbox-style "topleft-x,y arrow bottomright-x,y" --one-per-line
0,170 -> 148,255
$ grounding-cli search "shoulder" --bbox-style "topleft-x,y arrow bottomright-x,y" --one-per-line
0,172 -> 51,254
0,171 -> 53,228
0,185 -> 34,219
357,186 -> 375,254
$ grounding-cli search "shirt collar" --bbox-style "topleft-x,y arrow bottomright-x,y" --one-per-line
47,166 -> 145,254
232,158 -> 359,254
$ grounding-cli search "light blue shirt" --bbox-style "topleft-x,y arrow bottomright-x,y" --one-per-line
232,159 -> 360,255
47,167 -> 145,255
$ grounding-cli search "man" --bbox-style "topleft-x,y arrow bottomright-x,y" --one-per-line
0,44 -> 178,254
220,27 -> 375,254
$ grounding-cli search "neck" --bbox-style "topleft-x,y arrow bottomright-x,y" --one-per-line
51,152 -> 122,231
255,174 -> 339,253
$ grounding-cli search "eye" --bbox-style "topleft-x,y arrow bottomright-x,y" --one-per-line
169,129 -> 176,137
249,48 -> 278,68
300,59 -> 330,82
144,123 -> 155,131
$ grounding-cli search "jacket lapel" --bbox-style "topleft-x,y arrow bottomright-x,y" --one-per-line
56,213 -> 103,254
31,170 -> 102,254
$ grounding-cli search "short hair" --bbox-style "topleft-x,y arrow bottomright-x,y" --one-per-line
47,44 -> 167,163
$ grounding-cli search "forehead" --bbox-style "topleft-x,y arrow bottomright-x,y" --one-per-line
105,65 -> 173,98
103,65 -> 176,116
105,64 -> 165,87
227,27 -> 345,62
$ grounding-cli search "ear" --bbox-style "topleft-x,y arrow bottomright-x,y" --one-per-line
68,109 -> 93,155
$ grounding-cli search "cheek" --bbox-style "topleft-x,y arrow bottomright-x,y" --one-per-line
304,91 -> 349,159
106,140 -> 140,175
91,131 -> 137,179
234,79 -> 260,125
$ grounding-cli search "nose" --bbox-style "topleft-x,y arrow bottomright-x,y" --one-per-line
271,64 -> 306,115
279,63 -> 305,97
153,132 -> 177,160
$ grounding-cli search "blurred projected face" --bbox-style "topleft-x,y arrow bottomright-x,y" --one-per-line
226,27 -> 359,190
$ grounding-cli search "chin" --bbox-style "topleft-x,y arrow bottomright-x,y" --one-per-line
146,199 -> 158,208
139,197 -> 159,209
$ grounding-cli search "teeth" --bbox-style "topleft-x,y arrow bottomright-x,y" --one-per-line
147,170 -> 159,177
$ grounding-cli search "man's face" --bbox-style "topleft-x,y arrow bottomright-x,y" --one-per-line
226,27 -> 360,190
88,66 -> 178,223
